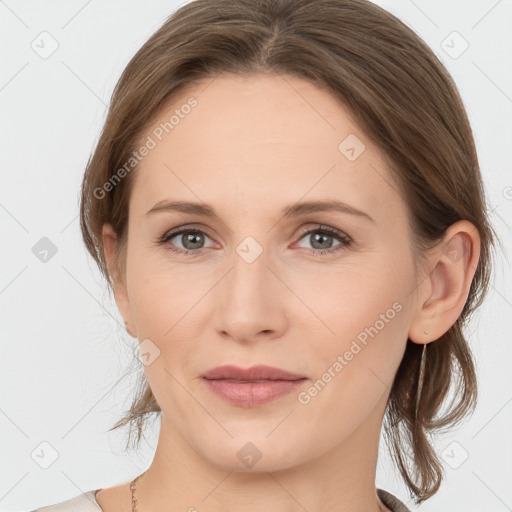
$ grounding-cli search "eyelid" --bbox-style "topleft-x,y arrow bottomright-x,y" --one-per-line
160,223 -> 215,239
158,222 -> 352,256
294,223 -> 352,242
159,223 -> 218,245
159,223 -> 350,241
291,224 -> 352,253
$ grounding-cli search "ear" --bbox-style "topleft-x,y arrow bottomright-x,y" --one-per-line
102,223 -> 137,338
408,220 -> 481,344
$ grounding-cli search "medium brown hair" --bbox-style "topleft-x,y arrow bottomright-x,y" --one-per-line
79,0 -> 498,504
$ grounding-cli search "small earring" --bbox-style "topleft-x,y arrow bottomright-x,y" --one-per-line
424,329 -> 430,334
415,343 -> 428,421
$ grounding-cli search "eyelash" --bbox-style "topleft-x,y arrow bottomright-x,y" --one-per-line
156,224 -> 353,258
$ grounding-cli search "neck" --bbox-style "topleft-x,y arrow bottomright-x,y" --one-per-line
133,397 -> 390,512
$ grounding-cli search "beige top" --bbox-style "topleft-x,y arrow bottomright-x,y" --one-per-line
32,488 -> 412,511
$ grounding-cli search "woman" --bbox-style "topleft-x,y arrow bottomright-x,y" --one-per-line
34,0 -> 497,510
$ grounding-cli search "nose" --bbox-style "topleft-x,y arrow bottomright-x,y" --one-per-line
213,242 -> 288,345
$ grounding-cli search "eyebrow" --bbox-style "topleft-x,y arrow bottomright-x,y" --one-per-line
145,199 -> 375,223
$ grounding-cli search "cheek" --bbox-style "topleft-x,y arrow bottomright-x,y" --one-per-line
292,257 -> 411,380
126,256 -> 210,335
125,266 -> 213,384
293,273 -> 410,438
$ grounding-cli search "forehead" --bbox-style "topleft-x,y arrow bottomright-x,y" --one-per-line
130,73 -> 405,223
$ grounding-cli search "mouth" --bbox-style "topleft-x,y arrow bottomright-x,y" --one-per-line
201,364 -> 306,381
201,365 -> 308,407
219,379 -> 288,383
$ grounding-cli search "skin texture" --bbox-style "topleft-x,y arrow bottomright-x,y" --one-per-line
97,73 -> 480,512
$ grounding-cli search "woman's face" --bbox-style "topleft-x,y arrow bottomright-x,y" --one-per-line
107,73 -> 425,471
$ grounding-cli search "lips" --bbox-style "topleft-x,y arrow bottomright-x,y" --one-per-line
200,365 -> 308,407
201,364 -> 306,381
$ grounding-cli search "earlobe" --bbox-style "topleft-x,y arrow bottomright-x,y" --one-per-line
408,220 -> 480,344
101,223 -> 137,338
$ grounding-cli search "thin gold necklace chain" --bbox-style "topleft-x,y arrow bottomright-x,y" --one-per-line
129,473 -> 144,512
129,473 -> 387,512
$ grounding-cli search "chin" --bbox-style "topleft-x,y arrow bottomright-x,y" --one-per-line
196,434 -> 313,474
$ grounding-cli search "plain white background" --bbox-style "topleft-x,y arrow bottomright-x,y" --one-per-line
0,1 -> 511,510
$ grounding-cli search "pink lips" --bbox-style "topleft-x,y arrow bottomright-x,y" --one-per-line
201,365 -> 307,407
201,364 -> 306,381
